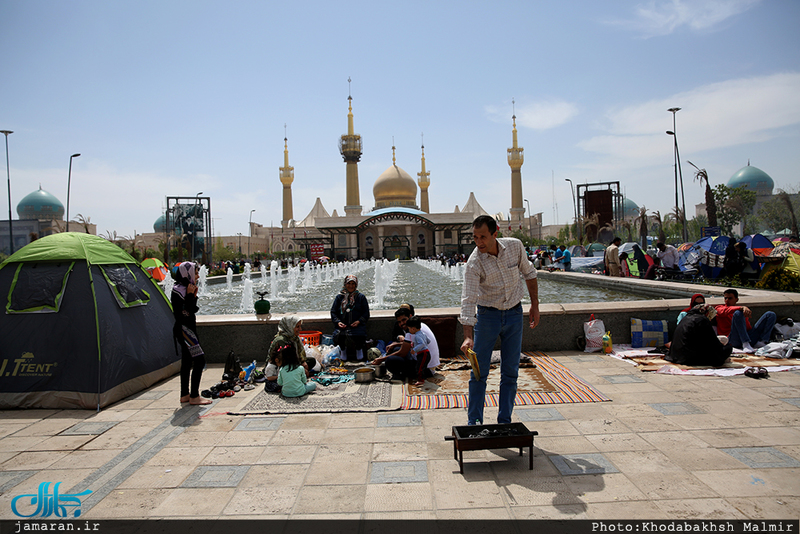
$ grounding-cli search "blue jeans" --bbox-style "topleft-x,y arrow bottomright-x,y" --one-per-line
728,310 -> 777,348
468,303 -> 523,425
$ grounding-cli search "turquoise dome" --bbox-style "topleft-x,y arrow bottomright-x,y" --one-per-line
154,214 -> 167,233
16,186 -> 65,220
622,198 -> 639,218
728,164 -> 773,195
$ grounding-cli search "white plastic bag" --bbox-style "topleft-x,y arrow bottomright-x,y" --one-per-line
583,314 -> 605,353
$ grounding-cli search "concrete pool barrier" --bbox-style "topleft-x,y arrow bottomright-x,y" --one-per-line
195,271 -> 800,362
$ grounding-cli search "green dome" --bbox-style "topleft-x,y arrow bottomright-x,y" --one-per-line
622,198 -> 639,218
154,214 -> 167,233
16,186 -> 64,220
728,164 -> 773,194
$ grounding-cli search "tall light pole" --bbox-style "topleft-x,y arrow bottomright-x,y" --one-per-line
565,178 -> 578,243
191,192 -> 202,261
1,130 -> 12,254
248,209 -> 255,258
668,107 -> 687,242
66,153 -> 81,232
524,199 -> 532,241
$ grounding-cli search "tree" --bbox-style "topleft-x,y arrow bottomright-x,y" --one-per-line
778,191 -> 799,237
651,211 -> 666,244
632,206 -> 648,248
583,213 -> 600,243
713,184 -> 756,237
687,161 -> 718,227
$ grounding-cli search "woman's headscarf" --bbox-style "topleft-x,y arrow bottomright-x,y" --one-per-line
339,274 -> 359,314
277,315 -> 301,339
173,262 -> 198,298
682,293 -> 705,312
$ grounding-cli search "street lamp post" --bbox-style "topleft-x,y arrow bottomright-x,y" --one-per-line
668,108 -> 687,242
192,192 -> 202,261
523,199 -> 533,240
237,233 -> 242,255
565,178 -> 578,243
248,209 -> 255,258
1,130 -> 12,254
66,153 -> 81,232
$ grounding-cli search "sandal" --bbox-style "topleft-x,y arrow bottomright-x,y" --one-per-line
744,366 -> 770,379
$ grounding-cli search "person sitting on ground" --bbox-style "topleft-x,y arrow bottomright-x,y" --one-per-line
406,316 -> 432,386
267,315 -> 317,377
383,306 -> 414,356
656,242 -> 681,271
277,343 -> 317,398
263,351 -> 282,393
667,304 -> 733,367
372,312 -> 440,382
330,274 -> 370,361
714,288 -> 777,353
677,293 -> 706,324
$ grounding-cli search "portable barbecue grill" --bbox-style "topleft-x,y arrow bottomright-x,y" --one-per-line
445,423 -> 538,473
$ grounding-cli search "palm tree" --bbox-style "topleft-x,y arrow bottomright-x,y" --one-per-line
778,191 -> 799,237
632,206 -> 648,248
74,214 -> 92,234
583,213 -> 600,243
688,161 -> 718,228
651,210 -> 666,244
618,220 -> 633,243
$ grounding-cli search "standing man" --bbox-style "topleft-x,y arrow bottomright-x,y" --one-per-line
605,237 -> 622,277
656,242 -> 680,270
460,215 -> 540,425
557,245 -> 572,272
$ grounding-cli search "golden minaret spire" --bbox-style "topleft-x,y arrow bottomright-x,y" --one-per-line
280,124 -> 295,228
508,98 -> 525,224
417,133 -> 430,213
339,77 -> 363,216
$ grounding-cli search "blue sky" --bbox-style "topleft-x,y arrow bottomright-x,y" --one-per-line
1,0 -> 799,238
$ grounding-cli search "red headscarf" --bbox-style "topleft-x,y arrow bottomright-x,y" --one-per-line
682,293 -> 705,312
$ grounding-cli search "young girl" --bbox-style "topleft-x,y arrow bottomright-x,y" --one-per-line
172,262 -> 212,405
263,352 -> 282,393
277,344 -> 317,397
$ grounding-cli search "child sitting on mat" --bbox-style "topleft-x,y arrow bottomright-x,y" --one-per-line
277,344 -> 317,397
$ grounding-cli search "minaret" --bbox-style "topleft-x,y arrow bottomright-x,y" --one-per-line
417,135 -> 430,213
508,99 -> 525,223
339,78 -> 363,216
279,127 -> 294,228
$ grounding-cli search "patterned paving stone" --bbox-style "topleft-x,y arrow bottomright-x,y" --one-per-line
722,447 -> 800,469
129,391 -> 170,400
549,453 -> 619,475
515,408 -> 565,421
0,470 -> 37,493
370,461 -> 428,483
571,355 -> 603,362
234,417 -> 284,431
603,375 -> 647,384
648,402 -> 705,415
780,397 -> 800,408
181,465 -> 251,488
61,421 -> 121,435
377,414 -> 422,427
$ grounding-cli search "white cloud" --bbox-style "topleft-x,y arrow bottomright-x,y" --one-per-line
578,72 -> 800,159
485,100 -> 579,131
607,0 -> 762,38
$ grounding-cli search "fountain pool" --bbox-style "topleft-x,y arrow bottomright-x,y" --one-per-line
195,259 -> 655,315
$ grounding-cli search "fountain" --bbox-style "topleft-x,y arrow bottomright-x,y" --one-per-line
239,278 -> 254,313
197,265 -> 209,296
242,262 -> 251,280
226,267 -> 233,290
270,260 -> 279,299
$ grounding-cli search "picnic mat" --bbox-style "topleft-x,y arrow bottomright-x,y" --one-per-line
234,376 -> 403,414
401,351 -> 610,409
611,344 -> 800,377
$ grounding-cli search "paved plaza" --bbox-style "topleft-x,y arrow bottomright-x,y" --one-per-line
1,351 -> 799,520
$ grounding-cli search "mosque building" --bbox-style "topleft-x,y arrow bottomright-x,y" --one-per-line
0,185 -> 96,255
247,91 -> 546,261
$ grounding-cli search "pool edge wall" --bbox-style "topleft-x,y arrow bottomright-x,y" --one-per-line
195,272 -> 800,362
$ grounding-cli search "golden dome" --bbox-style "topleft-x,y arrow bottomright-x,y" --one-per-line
373,164 -> 418,209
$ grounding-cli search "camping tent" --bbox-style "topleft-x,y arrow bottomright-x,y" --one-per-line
760,242 -> 800,278
619,242 -> 654,277
0,233 -> 180,410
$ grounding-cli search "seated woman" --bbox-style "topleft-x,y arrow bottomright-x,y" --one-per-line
330,275 -> 370,361
667,305 -> 732,367
677,293 -> 706,324
266,315 -> 317,378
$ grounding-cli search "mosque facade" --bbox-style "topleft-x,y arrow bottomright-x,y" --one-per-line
249,92 -> 546,261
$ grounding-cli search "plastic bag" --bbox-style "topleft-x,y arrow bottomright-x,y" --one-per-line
583,314 -> 605,353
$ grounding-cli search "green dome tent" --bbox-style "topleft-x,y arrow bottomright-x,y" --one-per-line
0,233 -> 179,410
